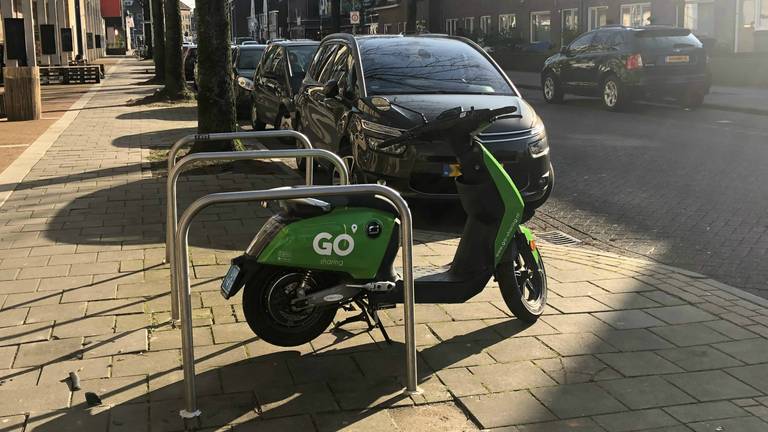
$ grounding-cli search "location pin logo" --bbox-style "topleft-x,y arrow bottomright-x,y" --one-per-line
351,224 -> 358,234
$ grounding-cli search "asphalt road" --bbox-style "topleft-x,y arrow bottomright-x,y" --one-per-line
518,89 -> 768,297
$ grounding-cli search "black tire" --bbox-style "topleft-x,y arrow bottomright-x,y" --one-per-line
542,73 -> 564,104
680,88 -> 705,109
250,104 -> 266,131
497,234 -> 548,323
601,74 -> 628,111
275,110 -> 295,145
242,267 -> 337,347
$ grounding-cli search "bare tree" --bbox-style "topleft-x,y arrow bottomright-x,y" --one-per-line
192,0 -> 236,152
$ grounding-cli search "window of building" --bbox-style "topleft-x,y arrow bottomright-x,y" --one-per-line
445,18 -> 458,35
530,11 -> 551,43
684,1 -> 715,35
383,24 -> 392,34
499,14 -> 517,33
759,0 -> 768,29
561,8 -> 579,45
397,22 -> 406,33
480,15 -> 492,34
589,6 -> 608,30
621,3 -> 652,27
369,23 -> 379,34
464,16 -> 475,33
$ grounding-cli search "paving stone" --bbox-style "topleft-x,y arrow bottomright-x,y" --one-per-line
220,359 -> 293,394
0,280 -> 39,295
82,330 -> 147,358
458,391 -> 556,428
468,361 -> 557,392
531,382 -> 627,418
549,296 -> 614,313
112,350 -> 181,377
314,409 -> 396,432
599,376 -> 695,409
594,408 -> 680,431
593,310 -> 666,330
48,252 -> 99,265
663,401 -> 748,423
538,333 -> 617,356
0,415 -> 25,432
650,324 -> 731,347
428,320 -> 503,343
0,385 -> 71,415
2,291 -> 61,308
664,370 -> 762,401
288,355 -> 364,384
0,346 -> 16,369
53,316 -> 115,338
388,402 -> 478,431
485,337 -> 557,363
0,367 -> 41,389
549,281 -> 609,297
233,414 -> 314,432
0,308 -> 28,328
194,343 -> 249,372
702,320 -> 758,340
258,381 -> 339,418
69,262 -> 120,276
441,302 -> 508,321
26,302 -> 86,323
688,416 -> 768,432
38,357 -> 111,384
243,338 -> 312,361
535,355 -> 621,384
353,347 -> 432,379
71,375 -> 148,406
485,318 -> 559,338
17,265 -> 69,280
211,322 -> 256,344
645,305 -> 716,325
726,364 -> 768,393
656,346 -> 743,371
0,321 -> 52,346
384,304 -> 452,324
317,328 -> 383,352
515,418 -> 605,432
591,293 -> 661,310
592,278 -> 655,293
329,376 -> 412,410
13,338 -> 83,367
61,284 -> 117,303
86,299 -> 144,316
435,368 -> 487,397
713,339 -> 768,364
597,352 -> 683,376
149,327 -> 213,350
733,398 -> 760,407
542,313 -> 613,334
0,256 -> 49,269
148,368 -> 223,402
108,403 -> 149,432
599,329 -> 675,352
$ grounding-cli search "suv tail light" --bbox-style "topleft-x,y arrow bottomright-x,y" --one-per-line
626,54 -> 644,70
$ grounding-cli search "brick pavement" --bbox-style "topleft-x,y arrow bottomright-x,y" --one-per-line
0,59 -> 768,431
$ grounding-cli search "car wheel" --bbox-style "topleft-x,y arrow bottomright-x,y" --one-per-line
542,74 -> 564,104
601,75 -> 628,111
251,105 -> 266,131
680,88 -> 705,109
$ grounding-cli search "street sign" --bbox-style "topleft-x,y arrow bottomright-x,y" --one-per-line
350,11 -> 360,25
247,16 -> 257,32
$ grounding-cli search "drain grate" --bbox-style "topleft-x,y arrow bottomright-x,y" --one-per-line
537,230 -> 582,246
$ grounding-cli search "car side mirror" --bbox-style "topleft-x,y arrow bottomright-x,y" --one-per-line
323,80 -> 339,98
237,76 -> 254,91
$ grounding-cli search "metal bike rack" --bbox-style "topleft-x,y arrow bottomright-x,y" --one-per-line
166,145 -> 350,321
174,184 -> 419,418
166,130 -> 316,264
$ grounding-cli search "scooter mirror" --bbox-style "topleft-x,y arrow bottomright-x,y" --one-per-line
237,76 -> 254,91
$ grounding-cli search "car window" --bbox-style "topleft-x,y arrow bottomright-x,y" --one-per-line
360,38 -> 513,95
287,45 -> 318,78
635,30 -> 702,50
259,46 -> 277,75
238,47 -> 265,69
310,44 -> 338,82
329,44 -> 351,83
568,32 -> 593,53
608,31 -> 628,49
318,44 -> 344,83
591,31 -> 612,51
270,47 -> 285,76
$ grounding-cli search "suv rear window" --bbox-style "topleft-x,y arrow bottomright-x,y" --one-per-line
634,29 -> 702,50
359,38 -> 514,96
238,47 -> 265,69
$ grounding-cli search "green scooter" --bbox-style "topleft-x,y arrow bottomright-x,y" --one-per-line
220,106 -> 548,346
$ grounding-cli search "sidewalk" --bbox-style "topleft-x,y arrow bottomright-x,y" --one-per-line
506,70 -> 768,116
0,58 -> 768,431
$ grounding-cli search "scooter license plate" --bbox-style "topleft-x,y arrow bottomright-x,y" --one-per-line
442,164 -> 462,177
220,264 -> 241,299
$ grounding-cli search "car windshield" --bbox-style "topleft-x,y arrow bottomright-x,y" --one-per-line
635,30 -> 702,50
359,38 -> 514,95
238,48 -> 265,69
287,45 -> 318,77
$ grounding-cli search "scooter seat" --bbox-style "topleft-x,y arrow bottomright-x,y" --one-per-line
279,193 -> 399,218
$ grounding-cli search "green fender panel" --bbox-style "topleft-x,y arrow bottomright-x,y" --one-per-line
257,208 -> 397,280
518,225 -> 541,264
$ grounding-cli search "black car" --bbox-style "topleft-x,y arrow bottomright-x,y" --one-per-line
182,45 -> 197,82
233,44 -> 266,118
294,34 -> 553,207
542,26 -> 710,110
246,40 -> 319,131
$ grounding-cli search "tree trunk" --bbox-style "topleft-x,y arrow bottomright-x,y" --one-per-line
331,0 -> 340,33
406,0 -> 418,33
163,0 -> 186,97
151,0 -> 165,80
142,0 -> 153,58
193,0 -> 236,152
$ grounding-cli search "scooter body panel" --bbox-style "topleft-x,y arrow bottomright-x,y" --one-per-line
256,207 -> 397,280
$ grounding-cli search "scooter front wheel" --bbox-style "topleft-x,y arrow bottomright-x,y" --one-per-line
497,241 -> 548,323
242,267 -> 337,347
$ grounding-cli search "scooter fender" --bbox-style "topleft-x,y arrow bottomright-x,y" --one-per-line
517,225 -> 542,264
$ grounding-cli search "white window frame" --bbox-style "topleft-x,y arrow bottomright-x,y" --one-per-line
589,6 -> 608,30
530,11 -> 552,43
383,24 -> 392,34
445,18 -> 458,35
561,8 -> 579,45
464,16 -> 475,33
684,0 -> 715,35
621,2 -> 652,27
757,0 -> 768,30
479,15 -> 492,34
499,13 -> 517,33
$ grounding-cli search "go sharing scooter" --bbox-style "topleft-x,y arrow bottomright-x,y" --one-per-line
219,105 -> 548,346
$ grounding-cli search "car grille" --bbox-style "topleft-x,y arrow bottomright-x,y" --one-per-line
476,127 -> 540,145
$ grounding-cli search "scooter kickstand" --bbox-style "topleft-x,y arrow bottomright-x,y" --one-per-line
334,300 -> 374,330
367,306 -> 392,345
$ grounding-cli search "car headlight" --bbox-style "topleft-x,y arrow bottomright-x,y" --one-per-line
361,120 -> 406,155
528,124 -> 549,158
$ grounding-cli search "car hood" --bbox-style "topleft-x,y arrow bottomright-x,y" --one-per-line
364,94 -> 538,132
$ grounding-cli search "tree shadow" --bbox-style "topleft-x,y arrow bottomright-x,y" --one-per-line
23,319 -> 532,431
117,106 -> 198,122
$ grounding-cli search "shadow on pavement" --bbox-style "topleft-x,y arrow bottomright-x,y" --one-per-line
117,106 -> 197,122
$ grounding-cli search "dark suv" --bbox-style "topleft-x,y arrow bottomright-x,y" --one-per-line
541,26 -> 710,110
294,34 -> 553,208
247,40 -> 319,131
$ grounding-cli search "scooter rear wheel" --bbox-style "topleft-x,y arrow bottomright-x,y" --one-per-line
497,241 -> 548,323
242,267 -> 337,347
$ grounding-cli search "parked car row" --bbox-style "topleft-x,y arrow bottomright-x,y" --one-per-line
238,34 -> 554,211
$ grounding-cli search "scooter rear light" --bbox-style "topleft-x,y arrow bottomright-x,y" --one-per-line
626,54 -> 644,70
529,239 -> 537,251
